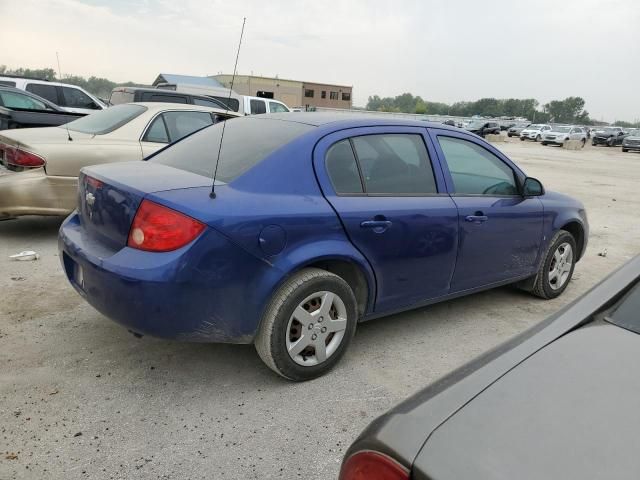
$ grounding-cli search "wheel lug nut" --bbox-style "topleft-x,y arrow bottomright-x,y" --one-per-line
319,317 -> 323,322
308,324 -> 314,330
312,334 -> 317,340
321,327 -> 327,333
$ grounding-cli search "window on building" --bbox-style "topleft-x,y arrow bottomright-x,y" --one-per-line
304,89 -> 314,98
342,92 -> 351,102
321,91 -> 326,99
330,91 -> 339,100
256,91 -> 274,99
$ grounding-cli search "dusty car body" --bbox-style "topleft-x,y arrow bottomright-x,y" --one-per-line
0,103 -> 238,219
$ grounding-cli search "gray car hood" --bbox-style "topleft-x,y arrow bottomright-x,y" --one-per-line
415,322 -> 640,480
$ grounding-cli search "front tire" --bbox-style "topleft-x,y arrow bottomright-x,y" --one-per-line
535,134 -> 541,142
255,268 -> 358,381
530,230 -> 577,299
622,148 -> 628,152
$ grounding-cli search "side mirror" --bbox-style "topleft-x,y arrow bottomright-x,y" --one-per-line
619,132 -> 624,136
523,177 -> 544,196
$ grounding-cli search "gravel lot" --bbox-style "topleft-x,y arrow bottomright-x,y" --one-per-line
1,139 -> 639,479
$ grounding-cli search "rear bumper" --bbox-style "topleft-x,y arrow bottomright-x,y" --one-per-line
0,168 -> 76,219
58,212 -> 273,343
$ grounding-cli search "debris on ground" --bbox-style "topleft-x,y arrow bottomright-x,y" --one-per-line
5,453 -> 18,460
49,389 -> 59,396
10,276 -> 26,281
73,432 -> 83,437
598,249 -> 608,257
9,251 -> 40,261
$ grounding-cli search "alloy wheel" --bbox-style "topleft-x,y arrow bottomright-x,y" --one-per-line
286,291 -> 348,366
548,242 -> 573,290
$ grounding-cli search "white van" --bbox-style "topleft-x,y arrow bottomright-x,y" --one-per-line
155,82 -> 290,115
0,75 -> 107,114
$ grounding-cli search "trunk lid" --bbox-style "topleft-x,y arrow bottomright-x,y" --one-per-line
79,161 -> 213,250
0,126 -> 93,147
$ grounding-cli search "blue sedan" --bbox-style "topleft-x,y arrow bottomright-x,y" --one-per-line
59,113 -> 588,381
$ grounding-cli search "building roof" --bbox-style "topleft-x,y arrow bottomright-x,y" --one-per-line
153,74 -> 224,88
212,73 -> 352,89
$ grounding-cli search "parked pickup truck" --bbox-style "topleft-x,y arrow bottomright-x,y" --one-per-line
0,86 -> 83,130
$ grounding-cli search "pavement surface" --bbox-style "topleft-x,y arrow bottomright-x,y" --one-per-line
1,138 -> 639,479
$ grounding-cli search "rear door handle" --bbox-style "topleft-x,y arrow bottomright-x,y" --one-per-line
360,220 -> 392,232
465,215 -> 489,223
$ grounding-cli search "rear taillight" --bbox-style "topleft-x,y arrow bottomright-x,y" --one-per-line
1,144 -> 46,168
339,451 -> 410,480
127,199 -> 205,252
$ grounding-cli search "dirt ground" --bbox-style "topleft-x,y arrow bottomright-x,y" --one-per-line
1,138 -> 639,479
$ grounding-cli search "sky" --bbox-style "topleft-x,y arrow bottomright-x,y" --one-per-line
1,0 -> 639,122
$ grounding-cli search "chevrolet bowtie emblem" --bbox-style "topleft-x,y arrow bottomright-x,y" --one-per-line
85,192 -> 96,207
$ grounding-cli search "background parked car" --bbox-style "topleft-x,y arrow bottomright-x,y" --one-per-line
592,126 -> 627,146
0,103 -> 238,219
622,129 -> 640,153
59,114 -> 587,382
520,124 -> 552,142
464,120 -> 500,137
0,75 -> 107,114
541,125 -> 586,147
507,122 -> 531,137
340,256 -> 639,480
0,86 -> 83,130
109,87 -> 227,109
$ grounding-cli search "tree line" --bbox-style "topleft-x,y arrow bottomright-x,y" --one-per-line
0,65 -> 144,100
366,93 -> 638,127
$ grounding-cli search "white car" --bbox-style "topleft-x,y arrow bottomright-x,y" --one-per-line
0,103 -> 238,219
541,126 -> 587,147
520,124 -> 552,142
0,76 -> 107,115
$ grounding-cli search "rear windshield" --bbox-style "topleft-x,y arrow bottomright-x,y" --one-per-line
66,104 -> 147,134
150,117 -> 314,183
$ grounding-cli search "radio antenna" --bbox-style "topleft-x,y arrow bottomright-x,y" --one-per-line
56,51 -> 74,142
210,17 -> 246,199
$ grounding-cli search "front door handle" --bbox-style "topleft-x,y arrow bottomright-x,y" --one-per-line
465,214 -> 489,223
360,219 -> 392,232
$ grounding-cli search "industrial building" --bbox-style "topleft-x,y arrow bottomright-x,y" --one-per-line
212,74 -> 353,110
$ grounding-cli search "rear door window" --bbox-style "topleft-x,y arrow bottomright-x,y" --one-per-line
351,134 -> 438,194
161,111 -> 213,142
437,136 -> 518,195
193,98 -> 223,108
143,115 -> 170,143
269,102 -> 289,113
61,87 -> 99,109
250,99 -> 267,115
325,140 -> 363,194
25,83 -> 59,104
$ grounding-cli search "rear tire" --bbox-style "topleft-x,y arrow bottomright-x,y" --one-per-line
622,148 -> 628,153
530,230 -> 577,299
535,134 -> 541,142
581,138 -> 586,148
520,137 -> 525,141
541,142 -> 548,146
255,268 -> 358,381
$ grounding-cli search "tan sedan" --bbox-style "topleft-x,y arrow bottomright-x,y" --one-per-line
0,102 -> 238,219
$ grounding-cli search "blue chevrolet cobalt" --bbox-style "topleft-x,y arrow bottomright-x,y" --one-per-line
59,113 -> 588,381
